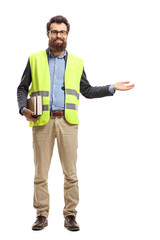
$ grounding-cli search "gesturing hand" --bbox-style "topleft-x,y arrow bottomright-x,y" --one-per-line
113,81 -> 135,91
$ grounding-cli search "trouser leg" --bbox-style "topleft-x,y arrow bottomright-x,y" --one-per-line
56,116 -> 79,218
32,119 -> 55,218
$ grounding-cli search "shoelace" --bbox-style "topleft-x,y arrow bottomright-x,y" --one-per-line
37,215 -> 46,223
67,216 -> 76,222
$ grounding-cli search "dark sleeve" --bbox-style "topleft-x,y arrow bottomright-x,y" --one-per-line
17,59 -> 32,115
80,68 -> 114,98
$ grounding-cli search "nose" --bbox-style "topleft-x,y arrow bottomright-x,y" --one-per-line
57,32 -> 61,37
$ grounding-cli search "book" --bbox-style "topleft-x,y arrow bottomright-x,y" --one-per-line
27,96 -> 42,117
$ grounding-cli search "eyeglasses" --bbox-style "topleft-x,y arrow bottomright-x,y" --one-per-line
48,30 -> 68,37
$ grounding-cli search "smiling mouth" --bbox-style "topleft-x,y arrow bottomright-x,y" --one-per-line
55,39 -> 63,43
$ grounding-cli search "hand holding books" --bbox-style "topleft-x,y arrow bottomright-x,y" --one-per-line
23,95 -> 42,122
23,109 -> 39,122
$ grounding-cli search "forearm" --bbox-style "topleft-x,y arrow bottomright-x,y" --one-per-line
17,59 -> 31,114
17,86 -> 28,114
80,68 -> 115,98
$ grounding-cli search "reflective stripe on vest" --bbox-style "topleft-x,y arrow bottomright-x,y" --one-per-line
66,88 -> 79,100
30,91 -> 49,97
66,103 -> 78,111
28,50 -> 83,127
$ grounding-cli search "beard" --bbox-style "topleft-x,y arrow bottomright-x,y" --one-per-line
49,38 -> 67,53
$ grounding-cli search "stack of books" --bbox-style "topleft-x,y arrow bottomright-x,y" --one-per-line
27,96 -> 42,117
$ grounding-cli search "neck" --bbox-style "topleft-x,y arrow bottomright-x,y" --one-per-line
49,49 -> 65,57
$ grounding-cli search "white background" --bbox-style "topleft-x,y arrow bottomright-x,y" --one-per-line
0,0 -> 160,239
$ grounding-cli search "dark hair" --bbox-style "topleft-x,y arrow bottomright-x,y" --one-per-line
46,15 -> 70,32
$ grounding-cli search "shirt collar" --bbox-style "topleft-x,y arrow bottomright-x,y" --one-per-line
49,48 -> 67,59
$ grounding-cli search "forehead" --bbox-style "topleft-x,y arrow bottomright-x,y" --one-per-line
49,22 -> 67,31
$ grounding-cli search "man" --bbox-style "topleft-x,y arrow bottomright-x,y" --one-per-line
17,15 -> 135,231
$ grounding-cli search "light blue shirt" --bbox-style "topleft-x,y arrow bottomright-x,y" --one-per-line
49,49 -> 66,111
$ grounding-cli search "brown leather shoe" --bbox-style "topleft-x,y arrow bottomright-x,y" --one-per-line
64,215 -> 80,231
32,215 -> 48,230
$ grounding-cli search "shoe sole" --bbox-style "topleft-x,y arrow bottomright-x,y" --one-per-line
32,222 -> 48,230
64,222 -> 80,231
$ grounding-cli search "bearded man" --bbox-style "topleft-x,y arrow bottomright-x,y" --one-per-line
17,15 -> 135,232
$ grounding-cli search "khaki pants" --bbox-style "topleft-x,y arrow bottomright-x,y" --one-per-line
32,116 -> 79,218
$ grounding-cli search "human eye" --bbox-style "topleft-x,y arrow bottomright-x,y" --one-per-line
51,30 -> 57,34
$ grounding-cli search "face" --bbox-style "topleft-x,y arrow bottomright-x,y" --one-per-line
47,22 -> 68,53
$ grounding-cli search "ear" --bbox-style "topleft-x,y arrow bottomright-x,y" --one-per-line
66,32 -> 69,40
46,32 -> 49,38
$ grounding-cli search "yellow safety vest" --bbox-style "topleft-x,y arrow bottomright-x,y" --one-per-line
28,50 -> 83,127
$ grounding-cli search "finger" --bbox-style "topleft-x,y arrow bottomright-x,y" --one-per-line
32,117 -> 39,121
127,84 -> 135,88
122,81 -> 130,84
32,118 -> 38,122
26,116 -> 39,122
26,117 -> 37,122
126,85 -> 135,90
